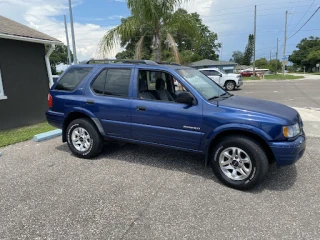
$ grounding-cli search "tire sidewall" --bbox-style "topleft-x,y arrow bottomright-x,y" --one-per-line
67,120 -> 100,158
212,138 -> 265,189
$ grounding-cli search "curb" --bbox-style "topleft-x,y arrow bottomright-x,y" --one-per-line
33,129 -> 62,142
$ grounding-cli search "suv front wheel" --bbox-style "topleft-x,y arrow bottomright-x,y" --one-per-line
211,135 -> 269,190
225,80 -> 236,91
66,118 -> 104,159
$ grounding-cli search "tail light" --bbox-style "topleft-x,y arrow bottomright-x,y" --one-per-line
48,93 -> 53,108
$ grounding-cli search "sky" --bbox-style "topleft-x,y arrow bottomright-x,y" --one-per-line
0,0 -> 319,66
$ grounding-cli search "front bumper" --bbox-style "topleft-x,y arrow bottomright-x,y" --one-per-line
237,79 -> 243,87
269,135 -> 306,167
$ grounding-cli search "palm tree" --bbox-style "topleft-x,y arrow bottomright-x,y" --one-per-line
99,0 -> 197,63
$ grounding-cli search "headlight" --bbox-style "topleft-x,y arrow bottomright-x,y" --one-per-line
283,123 -> 300,138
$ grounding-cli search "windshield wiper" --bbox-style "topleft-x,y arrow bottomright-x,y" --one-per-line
220,92 -> 233,97
208,96 -> 220,101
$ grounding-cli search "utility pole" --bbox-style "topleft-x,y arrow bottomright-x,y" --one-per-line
64,15 -> 72,65
68,0 -> 77,64
220,43 -> 223,60
275,38 -> 279,75
282,11 -> 288,76
253,5 -> 257,76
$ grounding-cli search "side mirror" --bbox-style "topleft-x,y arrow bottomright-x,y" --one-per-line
175,92 -> 194,105
219,73 -> 222,77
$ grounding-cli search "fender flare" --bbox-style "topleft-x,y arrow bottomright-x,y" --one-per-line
204,124 -> 272,166
62,108 -> 105,141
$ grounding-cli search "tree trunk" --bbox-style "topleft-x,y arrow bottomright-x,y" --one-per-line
152,29 -> 161,62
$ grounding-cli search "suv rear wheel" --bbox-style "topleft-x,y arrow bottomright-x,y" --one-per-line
211,135 -> 269,190
66,118 -> 104,158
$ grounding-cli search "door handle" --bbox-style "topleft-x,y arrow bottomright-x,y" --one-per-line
136,106 -> 146,111
86,100 -> 95,104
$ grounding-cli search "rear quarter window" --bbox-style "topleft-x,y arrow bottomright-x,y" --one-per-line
55,67 -> 93,91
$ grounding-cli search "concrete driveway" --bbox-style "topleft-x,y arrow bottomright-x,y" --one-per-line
0,80 -> 320,239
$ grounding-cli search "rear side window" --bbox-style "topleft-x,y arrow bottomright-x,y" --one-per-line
55,67 -> 92,91
201,70 -> 219,76
91,69 -> 131,97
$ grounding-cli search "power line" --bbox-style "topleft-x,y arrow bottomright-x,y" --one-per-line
287,6 -> 320,39
287,0 -> 316,35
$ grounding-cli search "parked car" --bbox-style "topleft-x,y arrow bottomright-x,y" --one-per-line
240,70 -> 256,77
199,68 -> 243,91
46,60 -> 306,190
240,69 -> 268,77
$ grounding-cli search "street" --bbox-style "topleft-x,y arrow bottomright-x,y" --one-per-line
1,79 -> 320,239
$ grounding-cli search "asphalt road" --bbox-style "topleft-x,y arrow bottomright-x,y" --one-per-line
1,79 -> 320,239
235,78 -> 320,109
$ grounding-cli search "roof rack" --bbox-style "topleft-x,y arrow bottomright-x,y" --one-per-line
157,61 -> 181,66
80,59 -> 158,65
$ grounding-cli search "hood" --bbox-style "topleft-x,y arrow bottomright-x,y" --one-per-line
226,73 -> 239,77
219,96 -> 298,124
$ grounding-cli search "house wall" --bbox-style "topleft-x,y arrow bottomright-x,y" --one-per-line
0,38 -> 49,130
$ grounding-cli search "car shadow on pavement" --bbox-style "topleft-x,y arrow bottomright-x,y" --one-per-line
55,142 -> 297,192
249,164 -> 297,193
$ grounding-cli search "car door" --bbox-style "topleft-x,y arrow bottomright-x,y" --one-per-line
131,68 -> 203,151
84,67 -> 133,139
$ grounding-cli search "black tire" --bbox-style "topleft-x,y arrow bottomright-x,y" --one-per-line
66,118 -> 104,159
225,80 -> 236,91
211,135 -> 269,190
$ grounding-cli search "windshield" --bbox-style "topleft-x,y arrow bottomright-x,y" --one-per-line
219,69 -> 226,74
177,69 -> 227,100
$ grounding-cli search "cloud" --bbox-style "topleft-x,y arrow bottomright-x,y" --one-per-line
0,0 -> 117,61
108,15 -> 125,20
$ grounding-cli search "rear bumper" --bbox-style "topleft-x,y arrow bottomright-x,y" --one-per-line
269,135 -> 306,167
46,110 -> 64,129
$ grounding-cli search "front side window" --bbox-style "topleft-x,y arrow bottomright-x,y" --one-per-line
91,68 -> 131,97
0,68 -> 7,100
55,67 -> 92,91
177,69 -> 227,100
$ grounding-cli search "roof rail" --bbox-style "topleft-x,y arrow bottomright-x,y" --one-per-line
157,61 -> 182,66
80,59 -> 158,65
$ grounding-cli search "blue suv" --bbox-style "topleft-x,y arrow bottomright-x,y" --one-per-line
46,59 -> 306,190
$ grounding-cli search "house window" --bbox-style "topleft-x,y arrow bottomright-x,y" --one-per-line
0,69 -> 7,100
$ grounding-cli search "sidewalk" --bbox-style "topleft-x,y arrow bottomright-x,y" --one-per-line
293,107 -> 320,138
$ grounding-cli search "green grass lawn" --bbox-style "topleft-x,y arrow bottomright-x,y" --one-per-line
0,122 -> 55,148
243,74 -> 304,80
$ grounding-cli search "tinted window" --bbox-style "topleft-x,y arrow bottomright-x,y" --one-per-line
92,69 -> 131,97
55,67 -> 92,91
91,70 -> 107,95
201,70 -> 219,76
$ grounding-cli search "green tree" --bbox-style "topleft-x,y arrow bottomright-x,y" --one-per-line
100,0 -> 198,63
47,45 -> 72,74
255,58 -> 268,68
232,51 -> 244,64
289,36 -> 320,72
268,59 -> 281,73
306,50 -> 320,66
242,34 -> 254,66
190,12 -> 220,60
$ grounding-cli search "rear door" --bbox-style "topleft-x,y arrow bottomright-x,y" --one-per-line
131,68 -> 203,151
84,67 -> 133,139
